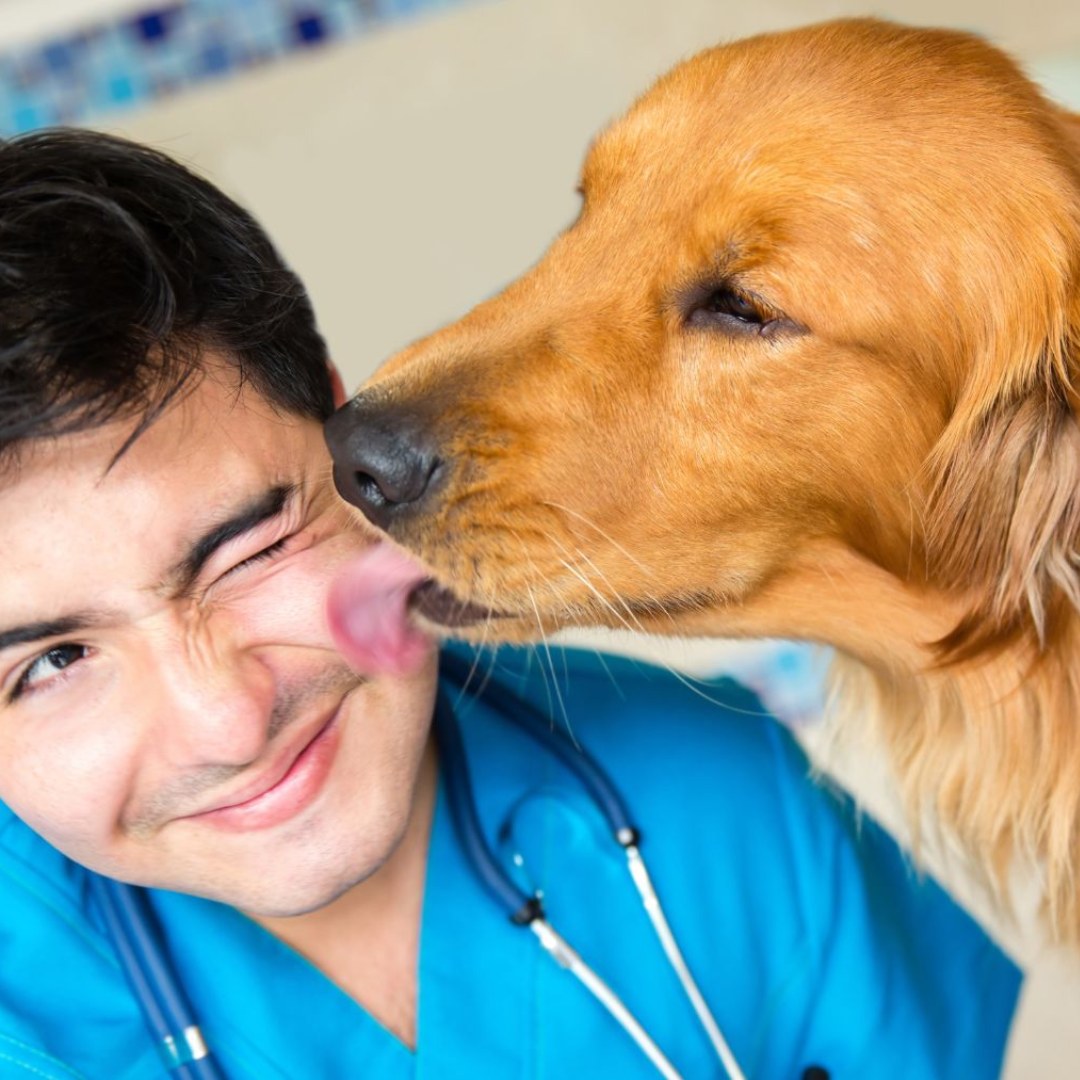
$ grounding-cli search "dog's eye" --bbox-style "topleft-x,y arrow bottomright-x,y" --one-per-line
687,287 -> 766,329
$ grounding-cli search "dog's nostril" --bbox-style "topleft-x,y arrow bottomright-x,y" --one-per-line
355,472 -> 389,509
356,452 -> 439,507
325,395 -> 445,532
352,456 -> 440,509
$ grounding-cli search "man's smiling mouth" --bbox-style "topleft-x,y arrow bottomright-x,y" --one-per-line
181,703 -> 344,832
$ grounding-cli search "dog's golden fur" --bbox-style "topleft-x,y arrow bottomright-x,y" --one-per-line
352,20 -> 1080,937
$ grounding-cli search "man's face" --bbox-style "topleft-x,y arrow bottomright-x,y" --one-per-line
0,367 -> 438,916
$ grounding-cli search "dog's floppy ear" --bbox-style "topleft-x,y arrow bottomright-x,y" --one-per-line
927,109 -> 1080,655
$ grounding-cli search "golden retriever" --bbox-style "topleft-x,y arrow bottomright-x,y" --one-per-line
325,19 -> 1080,939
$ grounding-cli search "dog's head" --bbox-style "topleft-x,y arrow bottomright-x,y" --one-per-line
326,18 -> 1080,653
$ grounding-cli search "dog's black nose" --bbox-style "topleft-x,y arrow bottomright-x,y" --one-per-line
324,394 -> 443,532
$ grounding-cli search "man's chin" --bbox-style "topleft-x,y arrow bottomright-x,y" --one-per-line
238,876 -> 365,920
102,837 -> 369,917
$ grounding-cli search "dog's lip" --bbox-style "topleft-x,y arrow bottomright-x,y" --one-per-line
408,579 -> 510,627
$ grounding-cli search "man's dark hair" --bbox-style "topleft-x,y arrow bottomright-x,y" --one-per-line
0,128 -> 333,464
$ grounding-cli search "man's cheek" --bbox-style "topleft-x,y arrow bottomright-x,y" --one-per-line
6,743 -> 125,852
10,787 -> 102,857
237,555 -> 342,648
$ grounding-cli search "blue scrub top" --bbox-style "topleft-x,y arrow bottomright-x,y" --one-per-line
0,646 -> 1019,1079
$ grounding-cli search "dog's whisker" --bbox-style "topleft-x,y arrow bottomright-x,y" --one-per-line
540,500 -> 654,576
528,577 -> 574,740
545,534 -> 643,634
511,531 -> 577,746
564,544 -> 651,631
497,527 -> 557,720
556,542 -> 768,716
452,602 -> 500,710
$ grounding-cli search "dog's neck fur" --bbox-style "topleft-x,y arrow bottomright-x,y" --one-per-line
679,540 -> 1080,939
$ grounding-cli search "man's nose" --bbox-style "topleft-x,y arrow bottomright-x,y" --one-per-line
324,392 -> 444,533
153,644 -> 276,768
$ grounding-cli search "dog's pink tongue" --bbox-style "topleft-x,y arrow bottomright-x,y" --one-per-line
327,544 -> 433,677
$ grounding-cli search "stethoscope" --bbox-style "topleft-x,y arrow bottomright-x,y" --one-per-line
86,653 -> 748,1080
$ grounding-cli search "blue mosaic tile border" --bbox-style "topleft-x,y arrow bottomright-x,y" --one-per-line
0,0 -> 472,135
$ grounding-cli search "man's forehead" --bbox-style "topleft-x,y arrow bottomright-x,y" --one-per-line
0,394 -> 322,659
0,374 -> 318,574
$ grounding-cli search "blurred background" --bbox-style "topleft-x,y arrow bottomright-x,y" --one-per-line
2,0 -> 1078,1074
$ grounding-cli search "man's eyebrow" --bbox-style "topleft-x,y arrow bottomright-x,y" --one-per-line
0,615 -> 114,656
0,486 -> 299,656
167,482 -> 299,594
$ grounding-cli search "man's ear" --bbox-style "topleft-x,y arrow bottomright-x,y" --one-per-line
328,362 -> 348,408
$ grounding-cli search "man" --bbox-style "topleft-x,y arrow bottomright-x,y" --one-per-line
0,128 -> 1019,1079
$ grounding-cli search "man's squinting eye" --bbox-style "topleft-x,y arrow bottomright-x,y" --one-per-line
10,643 -> 89,702
213,529 -> 308,587
223,534 -> 295,579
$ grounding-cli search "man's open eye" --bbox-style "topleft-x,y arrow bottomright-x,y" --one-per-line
11,643 -> 88,701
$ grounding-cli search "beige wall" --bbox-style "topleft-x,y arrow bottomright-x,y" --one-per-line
0,0 -> 149,49
101,2 -> 1080,1075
